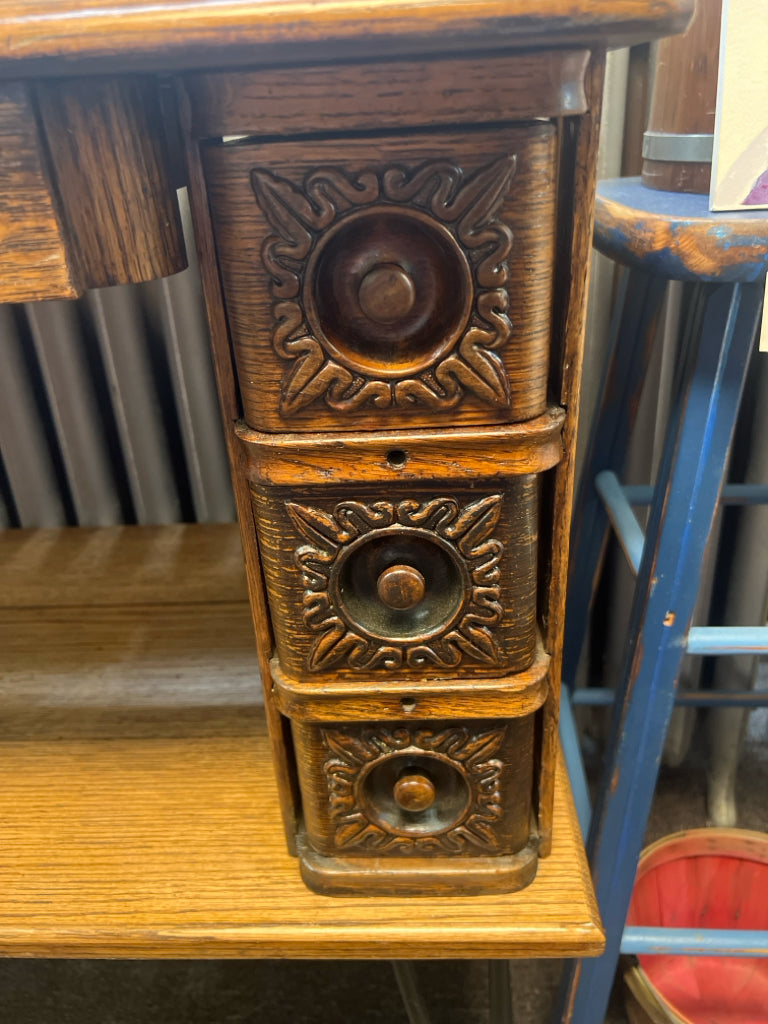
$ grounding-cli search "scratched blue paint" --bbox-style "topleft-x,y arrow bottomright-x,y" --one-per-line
557,281 -> 767,1024
622,927 -> 768,957
594,177 -> 768,283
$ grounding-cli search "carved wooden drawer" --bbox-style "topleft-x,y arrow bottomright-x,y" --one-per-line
204,123 -> 557,433
238,410 -> 564,683
292,713 -> 539,894
271,637 -> 550,894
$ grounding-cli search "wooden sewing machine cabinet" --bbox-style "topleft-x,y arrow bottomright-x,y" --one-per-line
0,0 -> 691,899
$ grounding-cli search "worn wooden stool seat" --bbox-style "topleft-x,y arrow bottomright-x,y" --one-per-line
594,176 -> 768,282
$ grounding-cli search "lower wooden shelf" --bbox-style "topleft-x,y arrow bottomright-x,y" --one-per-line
0,524 -> 604,960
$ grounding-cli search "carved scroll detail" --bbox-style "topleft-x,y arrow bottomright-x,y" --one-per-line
251,156 -> 516,415
288,494 -> 504,672
323,725 -> 506,854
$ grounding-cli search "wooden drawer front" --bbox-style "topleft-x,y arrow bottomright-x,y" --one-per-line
293,716 -> 534,859
204,123 -> 557,433
252,476 -> 538,682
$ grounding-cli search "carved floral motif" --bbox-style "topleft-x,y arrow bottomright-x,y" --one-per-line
251,156 -> 517,415
322,725 -> 506,854
288,494 -> 505,672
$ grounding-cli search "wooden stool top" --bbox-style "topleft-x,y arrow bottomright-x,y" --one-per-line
594,177 -> 768,283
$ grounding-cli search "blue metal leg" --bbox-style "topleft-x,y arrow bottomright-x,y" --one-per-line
563,269 -> 668,688
556,280 -> 765,1024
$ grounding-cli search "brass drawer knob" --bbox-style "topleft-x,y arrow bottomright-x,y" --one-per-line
393,772 -> 437,813
376,564 -> 426,610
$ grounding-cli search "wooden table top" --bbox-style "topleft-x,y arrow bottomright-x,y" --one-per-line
0,524 -> 604,959
0,0 -> 692,74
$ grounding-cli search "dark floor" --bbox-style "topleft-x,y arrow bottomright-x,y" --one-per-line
2,710 -> 766,1024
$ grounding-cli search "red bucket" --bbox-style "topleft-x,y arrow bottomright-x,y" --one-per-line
624,828 -> 768,1024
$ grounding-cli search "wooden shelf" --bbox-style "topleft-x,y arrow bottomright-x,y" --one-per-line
0,524 -> 603,960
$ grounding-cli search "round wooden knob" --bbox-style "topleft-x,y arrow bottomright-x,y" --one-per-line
393,773 -> 436,812
376,565 -> 426,610
357,263 -> 416,324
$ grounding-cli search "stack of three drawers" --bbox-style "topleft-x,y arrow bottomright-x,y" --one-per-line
198,61 -> 583,894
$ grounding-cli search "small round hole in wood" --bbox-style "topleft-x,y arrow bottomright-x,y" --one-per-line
386,449 -> 408,469
401,697 -> 417,713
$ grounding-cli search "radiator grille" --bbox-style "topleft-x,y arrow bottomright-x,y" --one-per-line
0,192 -> 235,529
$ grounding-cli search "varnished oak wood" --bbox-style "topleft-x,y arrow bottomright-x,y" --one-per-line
205,125 -> 557,433
293,715 -> 534,865
0,524 -> 603,956
0,523 -> 247,609
0,77 -> 185,302
0,82 -> 78,302
35,77 -> 186,287
238,408 -> 565,486
0,1 -> 692,74
177,83 -> 302,849
186,51 -> 590,139
536,49 -> 607,856
297,833 -> 539,897
271,640 -> 550,722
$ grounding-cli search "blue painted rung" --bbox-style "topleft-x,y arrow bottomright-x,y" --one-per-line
686,625 -> 768,655
623,483 -> 768,506
595,470 -> 644,575
621,926 -> 768,957
572,687 -> 768,708
558,694 -> 592,838
594,472 -> 768,652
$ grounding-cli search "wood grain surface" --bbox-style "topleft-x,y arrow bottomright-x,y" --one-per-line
0,1 -> 693,74
178,83 -> 302,849
536,49 -> 607,855
0,524 -> 247,609
641,0 -> 721,193
594,177 -> 768,283
252,477 -> 538,681
0,523 -> 603,958
0,82 -> 78,302
271,640 -> 550,722
237,408 -> 565,487
292,715 -> 535,863
205,125 -> 557,433
35,77 -> 186,288
186,51 -> 590,139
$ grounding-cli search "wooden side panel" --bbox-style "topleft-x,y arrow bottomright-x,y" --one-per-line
177,84 -> 301,851
0,82 -> 79,303
537,50 -> 607,855
186,51 -> 589,138
35,77 -> 186,288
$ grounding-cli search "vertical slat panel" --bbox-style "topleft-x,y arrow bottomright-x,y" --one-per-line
24,301 -> 122,526
0,305 -> 68,527
144,192 -> 235,523
86,288 -> 181,524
